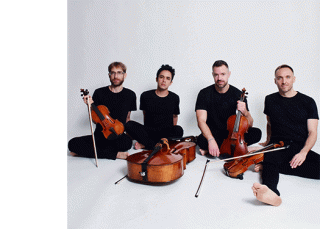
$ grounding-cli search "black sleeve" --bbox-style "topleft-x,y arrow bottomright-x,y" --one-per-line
92,89 -> 101,106
195,89 -> 207,111
263,96 -> 270,116
139,92 -> 146,111
129,91 -> 137,111
174,95 -> 180,115
308,98 -> 319,120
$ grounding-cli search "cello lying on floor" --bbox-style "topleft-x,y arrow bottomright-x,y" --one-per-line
125,137 -> 196,184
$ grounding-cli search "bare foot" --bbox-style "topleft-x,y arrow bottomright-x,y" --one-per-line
70,152 -> 78,156
134,142 -> 145,150
252,182 -> 282,206
254,163 -> 263,172
199,148 -> 208,156
116,151 -> 129,160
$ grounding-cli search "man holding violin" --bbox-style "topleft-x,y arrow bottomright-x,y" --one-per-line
252,64 -> 320,206
125,64 -> 183,150
195,60 -> 262,157
68,62 -> 137,160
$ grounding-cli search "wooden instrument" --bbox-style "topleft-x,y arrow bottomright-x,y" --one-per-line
126,139 -> 184,184
220,88 -> 249,158
80,89 -> 124,140
223,141 -> 284,179
124,137 -> 196,184
195,142 -> 288,197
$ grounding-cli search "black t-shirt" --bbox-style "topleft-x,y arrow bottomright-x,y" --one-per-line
140,89 -> 180,129
195,84 -> 249,137
264,92 -> 318,142
92,86 -> 137,137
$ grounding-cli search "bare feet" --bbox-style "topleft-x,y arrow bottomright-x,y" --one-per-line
254,163 -> 263,172
116,151 -> 129,160
199,148 -> 208,156
134,142 -> 145,150
252,182 -> 282,206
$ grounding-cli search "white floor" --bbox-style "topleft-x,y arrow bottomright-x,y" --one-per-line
68,146 -> 320,229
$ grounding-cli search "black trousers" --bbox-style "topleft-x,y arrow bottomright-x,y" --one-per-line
68,133 -> 132,160
262,139 -> 320,196
125,120 -> 184,150
197,127 -> 262,151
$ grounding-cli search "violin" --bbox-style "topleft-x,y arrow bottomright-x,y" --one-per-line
220,88 -> 249,158
81,89 -> 124,140
126,137 -> 196,184
195,141 -> 288,197
224,141 -> 284,179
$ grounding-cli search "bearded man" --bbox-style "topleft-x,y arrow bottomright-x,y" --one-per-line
195,60 -> 261,157
68,62 -> 136,160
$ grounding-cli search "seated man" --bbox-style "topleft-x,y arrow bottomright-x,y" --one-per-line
68,62 -> 137,160
195,60 -> 261,157
126,64 -> 183,150
252,64 -> 320,206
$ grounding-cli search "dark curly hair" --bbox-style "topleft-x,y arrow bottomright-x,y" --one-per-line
156,64 -> 175,81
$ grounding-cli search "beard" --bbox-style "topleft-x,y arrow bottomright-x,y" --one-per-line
216,80 -> 228,88
111,78 -> 124,87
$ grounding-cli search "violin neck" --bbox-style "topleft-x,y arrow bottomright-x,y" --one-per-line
233,94 -> 246,133
90,103 -> 106,121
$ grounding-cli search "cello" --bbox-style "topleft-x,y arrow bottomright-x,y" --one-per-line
125,137 -> 196,184
220,88 -> 249,158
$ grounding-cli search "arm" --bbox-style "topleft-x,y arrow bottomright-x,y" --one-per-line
126,111 -> 131,123
173,114 -> 178,126
196,109 -> 220,157
259,116 -> 271,147
290,119 -> 318,168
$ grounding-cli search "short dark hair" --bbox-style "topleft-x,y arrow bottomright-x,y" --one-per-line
212,60 -> 229,69
156,64 -> 175,81
108,62 -> 127,73
275,64 -> 294,75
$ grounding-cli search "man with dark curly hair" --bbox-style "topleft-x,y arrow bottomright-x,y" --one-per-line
126,64 -> 183,150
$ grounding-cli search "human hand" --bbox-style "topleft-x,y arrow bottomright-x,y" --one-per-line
237,101 -> 247,116
290,151 -> 307,169
83,95 -> 93,106
208,139 -> 220,157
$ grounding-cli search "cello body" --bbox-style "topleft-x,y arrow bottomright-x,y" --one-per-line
126,137 -> 196,184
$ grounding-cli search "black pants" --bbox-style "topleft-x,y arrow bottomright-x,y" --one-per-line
68,133 -> 132,160
197,127 -> 262,151
125,120 -> 184,150
262,139 -> 320,196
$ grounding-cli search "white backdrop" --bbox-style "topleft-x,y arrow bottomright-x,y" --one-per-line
68,0 -> 320,152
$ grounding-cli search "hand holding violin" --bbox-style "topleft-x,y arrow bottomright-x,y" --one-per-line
83,95 -> 94,106
237,100 -> 248,116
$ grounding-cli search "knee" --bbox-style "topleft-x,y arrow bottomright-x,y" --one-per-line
68,138 -> 77,152
173,125 -> 184,137
197,134 -> 208,150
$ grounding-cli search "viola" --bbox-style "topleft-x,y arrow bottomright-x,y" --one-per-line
220,88 -> 249,158
126,137 -> 196,184
81,89 -> 124,140
224,141 -> 284,179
